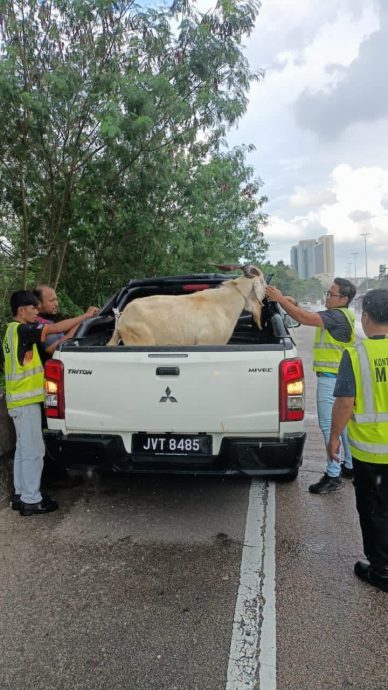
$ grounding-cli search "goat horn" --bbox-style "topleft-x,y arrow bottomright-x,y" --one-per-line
211,263 -> 242,272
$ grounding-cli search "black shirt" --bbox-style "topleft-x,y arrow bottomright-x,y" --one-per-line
13,322 -> 47,366
318,309 -> 352,343
334,336 -> 387,397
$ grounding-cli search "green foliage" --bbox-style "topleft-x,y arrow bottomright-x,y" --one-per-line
262,261 -> 326,302
0,0 -> 267,310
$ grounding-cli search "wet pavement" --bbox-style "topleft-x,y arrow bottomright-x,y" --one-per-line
0,475 -> 248,690
276,325 -> 388,690
0,325 -> 387,690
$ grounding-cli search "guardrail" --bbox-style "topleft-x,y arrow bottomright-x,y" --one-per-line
0,392 -> 14,502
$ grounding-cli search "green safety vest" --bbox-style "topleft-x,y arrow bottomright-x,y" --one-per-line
3,321 -> 45,409
347,338 -> 388,464
313,308 -> 355,374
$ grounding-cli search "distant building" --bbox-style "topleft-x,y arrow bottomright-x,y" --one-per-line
290,235 -> 334,280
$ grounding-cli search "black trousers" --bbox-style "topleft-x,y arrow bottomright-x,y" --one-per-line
353,458 -> 388,566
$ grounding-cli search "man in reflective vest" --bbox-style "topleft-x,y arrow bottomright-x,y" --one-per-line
3,290 -> 96,516
328,289 -> 388,592
266,277 -> 356,494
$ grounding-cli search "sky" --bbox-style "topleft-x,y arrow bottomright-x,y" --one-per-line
201,0 -> 388,281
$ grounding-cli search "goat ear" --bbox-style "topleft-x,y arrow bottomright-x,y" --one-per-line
246,297 -> 263,330
252,276 -> 265,303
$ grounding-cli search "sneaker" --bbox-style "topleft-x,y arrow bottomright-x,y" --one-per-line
19,496 -> 59,516
309,473 -> 344,494
354,560 -> 388,593
341,464 -> 354,480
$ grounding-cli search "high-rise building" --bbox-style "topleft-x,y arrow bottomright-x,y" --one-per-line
290,235 -> 334,279
290,245 -> 298,275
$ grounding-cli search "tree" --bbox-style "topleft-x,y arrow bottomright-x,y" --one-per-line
261,261 -> 325,302
0,0 -> 267,309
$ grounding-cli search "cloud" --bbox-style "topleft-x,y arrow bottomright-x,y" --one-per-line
263,164 -> 388,277
349,210 -> 372,222
294,5 -> 388,138
290,187 -> 336,209
219,0 -> 388,280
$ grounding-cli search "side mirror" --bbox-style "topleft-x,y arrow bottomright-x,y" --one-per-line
277,304 -> 300,328
283,313 -> 300,329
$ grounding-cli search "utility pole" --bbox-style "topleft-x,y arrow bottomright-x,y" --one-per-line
351,252 -> 358,285
360,233 -> 370,292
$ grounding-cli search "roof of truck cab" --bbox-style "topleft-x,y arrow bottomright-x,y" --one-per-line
125,273 -> 232,286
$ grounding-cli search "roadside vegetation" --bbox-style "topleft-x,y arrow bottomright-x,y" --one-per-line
0,0 -> 355,383
0,0 -> 269,323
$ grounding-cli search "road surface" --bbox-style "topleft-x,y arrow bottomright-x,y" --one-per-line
0,324 -> 387,690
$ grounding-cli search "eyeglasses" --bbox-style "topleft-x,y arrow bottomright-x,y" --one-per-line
325,291 -> 343,298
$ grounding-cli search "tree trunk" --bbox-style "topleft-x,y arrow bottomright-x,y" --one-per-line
19,159 -> 29,289
54,236 -> 69,290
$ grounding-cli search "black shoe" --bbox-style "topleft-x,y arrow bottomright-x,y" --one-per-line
354,560 -> 388,593
341,464 -> 354,479
11,494 -> 21,511
309,473 -> 344,494
19,496 -> 59,516
12,493 -> 50,511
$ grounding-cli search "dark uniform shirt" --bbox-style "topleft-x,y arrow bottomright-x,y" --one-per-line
14,323 -> 47,366
334,335 -> 386,397
318,309 -> 353,343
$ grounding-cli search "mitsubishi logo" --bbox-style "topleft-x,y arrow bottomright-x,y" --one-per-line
159,387 -> 178,403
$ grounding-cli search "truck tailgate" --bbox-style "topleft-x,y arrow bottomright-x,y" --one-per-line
60,349 -> 282,434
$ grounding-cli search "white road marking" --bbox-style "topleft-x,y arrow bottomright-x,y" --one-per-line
259,481 -> 276,690
225,479 -> 276,690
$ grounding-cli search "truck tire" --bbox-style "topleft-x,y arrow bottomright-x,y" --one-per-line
278,468 -> 299,482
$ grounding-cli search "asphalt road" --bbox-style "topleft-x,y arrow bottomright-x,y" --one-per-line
1,325 -> 387,690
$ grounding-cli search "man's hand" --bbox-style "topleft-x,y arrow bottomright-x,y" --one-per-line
327,436 -> 341,462
265,285 -> 323,327
265,285 -> 284,303
85,306 -> 100,317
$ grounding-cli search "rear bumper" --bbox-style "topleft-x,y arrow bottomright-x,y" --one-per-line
43,431 -> 306,477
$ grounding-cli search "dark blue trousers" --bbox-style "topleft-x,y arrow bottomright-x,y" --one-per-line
353,458 -> 388,566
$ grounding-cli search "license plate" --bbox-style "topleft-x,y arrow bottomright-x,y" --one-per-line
132,434 -> 212,456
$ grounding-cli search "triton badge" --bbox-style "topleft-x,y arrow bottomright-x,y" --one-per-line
68,369 -> 93,375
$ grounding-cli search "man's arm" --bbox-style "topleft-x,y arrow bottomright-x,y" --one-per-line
327,397 -> 355,461
44,318 -> 90,355
44,307 -> 100,342
265,286 -> 323,327
44,325 -> 80,355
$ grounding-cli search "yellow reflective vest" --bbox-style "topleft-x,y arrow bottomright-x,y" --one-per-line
347,338 -> 388,464
313,308 -> 355,374
3,322 -> 45,409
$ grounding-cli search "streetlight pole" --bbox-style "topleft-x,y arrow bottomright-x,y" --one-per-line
351,252 -> 358,285
360,232 -> 370,292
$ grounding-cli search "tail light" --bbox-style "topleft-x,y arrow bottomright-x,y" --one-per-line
182,284 -> 210,291
279,358 -> 305,422
44,359 -> 65,419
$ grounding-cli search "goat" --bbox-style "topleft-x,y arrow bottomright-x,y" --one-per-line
106,264 -> 266,347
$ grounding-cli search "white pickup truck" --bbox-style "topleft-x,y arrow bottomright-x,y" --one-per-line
43,272 -> 306,480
